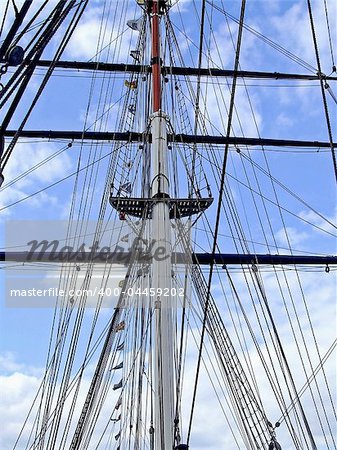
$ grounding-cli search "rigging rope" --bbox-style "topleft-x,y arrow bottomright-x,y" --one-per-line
306,0 -> 337,182
253,268 -> 319,449
187,0 -> 247,443
5,1 -> 336,448
0,0 -> 10,37
278,338 -> 337,425
1,0 -> 89,171
208,0 -> 317,73
323,0 -> 336,70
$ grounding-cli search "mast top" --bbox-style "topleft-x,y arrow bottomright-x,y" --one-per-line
137,0 -> 172,14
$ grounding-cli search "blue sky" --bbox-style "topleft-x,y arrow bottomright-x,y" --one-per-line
0,0 -> 336,449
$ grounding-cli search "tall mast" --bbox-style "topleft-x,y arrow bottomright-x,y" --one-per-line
149,1 -> 175,448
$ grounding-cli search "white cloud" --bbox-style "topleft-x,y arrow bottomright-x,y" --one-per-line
275,112 -> 294,130
0,141 -> 72,216
0,352 -> 43,377
196,83 -> 262,137
0,353 -> 123,449
64,4 -> 138,61
0,371 -> 41,449
268,0 -> 337,112
1,263 -> 336,449
270,1 -> 336,71
170,0 -> 193,14
299,207 -> 337,235
275,225 -> 310,248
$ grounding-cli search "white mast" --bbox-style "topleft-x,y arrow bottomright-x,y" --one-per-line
151,112 -> 175,449
149,1 -> 175,448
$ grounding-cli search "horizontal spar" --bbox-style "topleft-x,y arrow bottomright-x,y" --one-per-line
3,130 -> 336,148
1,252 -> 336,266
194,253 -> 337,266
34,60 -> 337,81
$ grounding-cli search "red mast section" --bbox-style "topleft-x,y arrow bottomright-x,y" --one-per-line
151,0 -> 161,112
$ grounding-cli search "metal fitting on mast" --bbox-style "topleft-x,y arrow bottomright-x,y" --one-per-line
150,111 -> 170,198
137,0 -> 172,15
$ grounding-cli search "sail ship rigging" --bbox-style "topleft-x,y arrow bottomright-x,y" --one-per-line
0,0 -> 336,449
